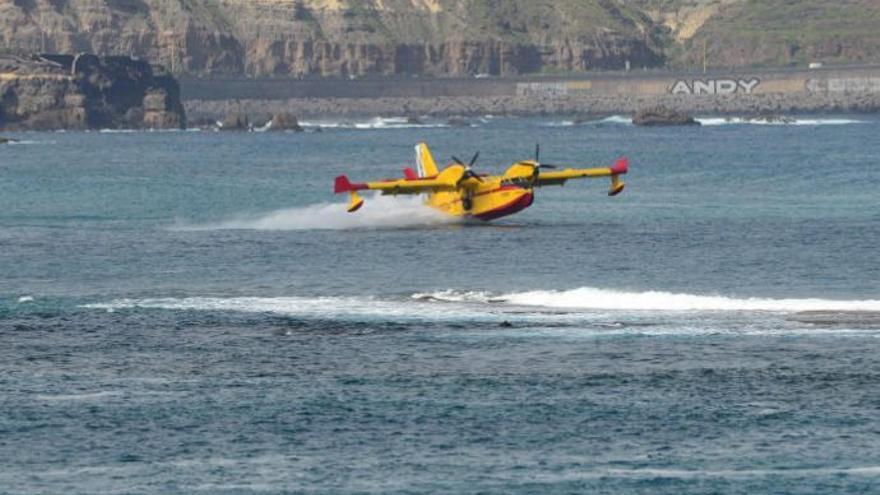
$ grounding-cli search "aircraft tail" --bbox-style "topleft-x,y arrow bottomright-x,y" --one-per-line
414,142 -> 439,178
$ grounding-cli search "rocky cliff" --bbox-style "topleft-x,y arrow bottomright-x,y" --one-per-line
0,54 -> 185,130
3,0 -> 878,79
0,0 -> 665,77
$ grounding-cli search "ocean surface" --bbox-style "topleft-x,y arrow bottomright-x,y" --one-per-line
1,115 -> 879,494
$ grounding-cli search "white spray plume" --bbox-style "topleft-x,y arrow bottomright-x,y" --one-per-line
175,194 -> 460,231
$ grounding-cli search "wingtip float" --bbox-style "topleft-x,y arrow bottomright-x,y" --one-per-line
333,142 -> 628,222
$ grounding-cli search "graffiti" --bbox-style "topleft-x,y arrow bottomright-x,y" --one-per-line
516,82 -> 568,97
806,77 -> 880,93
669,78 -> 760,95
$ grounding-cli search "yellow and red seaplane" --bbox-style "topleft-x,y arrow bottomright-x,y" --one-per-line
334,143 -> 628,221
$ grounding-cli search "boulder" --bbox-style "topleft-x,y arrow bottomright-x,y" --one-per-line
267,112 -> 304,132
220,112 -> 249,131
633,106 -> 699,126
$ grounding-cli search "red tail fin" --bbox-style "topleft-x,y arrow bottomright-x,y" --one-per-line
334,175 -> 353,194
334,175 -> 367,194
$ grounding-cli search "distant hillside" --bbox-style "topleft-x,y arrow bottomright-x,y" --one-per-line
636,0 -> 880,69
675,0 -> 880,69
1,0 -> 879,78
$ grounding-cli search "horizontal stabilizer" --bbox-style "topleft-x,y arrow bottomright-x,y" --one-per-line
334,175 -> 367,194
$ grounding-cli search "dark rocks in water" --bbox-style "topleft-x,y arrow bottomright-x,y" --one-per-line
0,137 -> 17,144
0,54 -> 186,131
499,321 -> 514,328
267,112 -> 304,132
632,106 -> 699,126
220,112 -> 249,131
406,115 -> 424,125
446,116 -> 471,127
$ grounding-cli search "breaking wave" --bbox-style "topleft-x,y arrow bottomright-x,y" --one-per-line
83,296 -> 501,322
697,117 -> 866,126
542,115 -> 632,127
414,287 -> 880,312
172,195 -> 459,231
85,288 -> 880,319
299,116 -> 449,130
83,288 -> 880,335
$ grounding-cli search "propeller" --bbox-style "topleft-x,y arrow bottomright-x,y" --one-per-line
531,143 -> 558,184
452,151 -> 483,184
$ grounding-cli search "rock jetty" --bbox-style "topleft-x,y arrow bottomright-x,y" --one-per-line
0,54 -> 185,131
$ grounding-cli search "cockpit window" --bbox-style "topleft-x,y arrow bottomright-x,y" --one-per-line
502,178 -> 533,188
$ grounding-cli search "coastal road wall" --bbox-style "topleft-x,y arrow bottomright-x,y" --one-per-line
181,66 -> 880,101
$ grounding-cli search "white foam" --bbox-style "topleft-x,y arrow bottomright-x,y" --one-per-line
83,296 -> 494,322
542,115 -> 632,127
299,116 -> 449,130
493,287 -> 880,312
173,194 -> 459,231
698,116 -> 865,126
16,296 -> 34,303
412,289 -> 497,303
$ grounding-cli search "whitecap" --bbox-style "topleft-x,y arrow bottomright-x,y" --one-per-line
697,116 -> 865,126
493,287 -> 880,312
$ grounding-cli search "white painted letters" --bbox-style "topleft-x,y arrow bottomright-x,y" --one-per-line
669,78 -> 761,95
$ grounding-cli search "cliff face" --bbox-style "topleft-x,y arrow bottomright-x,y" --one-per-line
0,0 -> 665,77
0,54 -> 185,130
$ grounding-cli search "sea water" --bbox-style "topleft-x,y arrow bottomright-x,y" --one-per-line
1,116 -> 879,494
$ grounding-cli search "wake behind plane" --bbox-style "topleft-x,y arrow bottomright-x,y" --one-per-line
334,143 -> 628,221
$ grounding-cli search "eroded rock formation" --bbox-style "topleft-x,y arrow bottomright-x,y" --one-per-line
0,54 -> 185,130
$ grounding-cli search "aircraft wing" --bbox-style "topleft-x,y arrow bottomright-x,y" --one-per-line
535,157 -> 628,195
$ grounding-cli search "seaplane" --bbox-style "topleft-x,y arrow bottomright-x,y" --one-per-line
334,143 -> 628,221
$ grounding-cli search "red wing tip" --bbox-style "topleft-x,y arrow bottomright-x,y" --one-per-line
610,157 -> 629,175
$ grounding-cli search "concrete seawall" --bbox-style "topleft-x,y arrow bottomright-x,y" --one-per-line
183,65 -> 880,118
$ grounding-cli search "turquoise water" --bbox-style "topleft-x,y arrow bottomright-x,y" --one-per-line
2,116 -> 880,493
